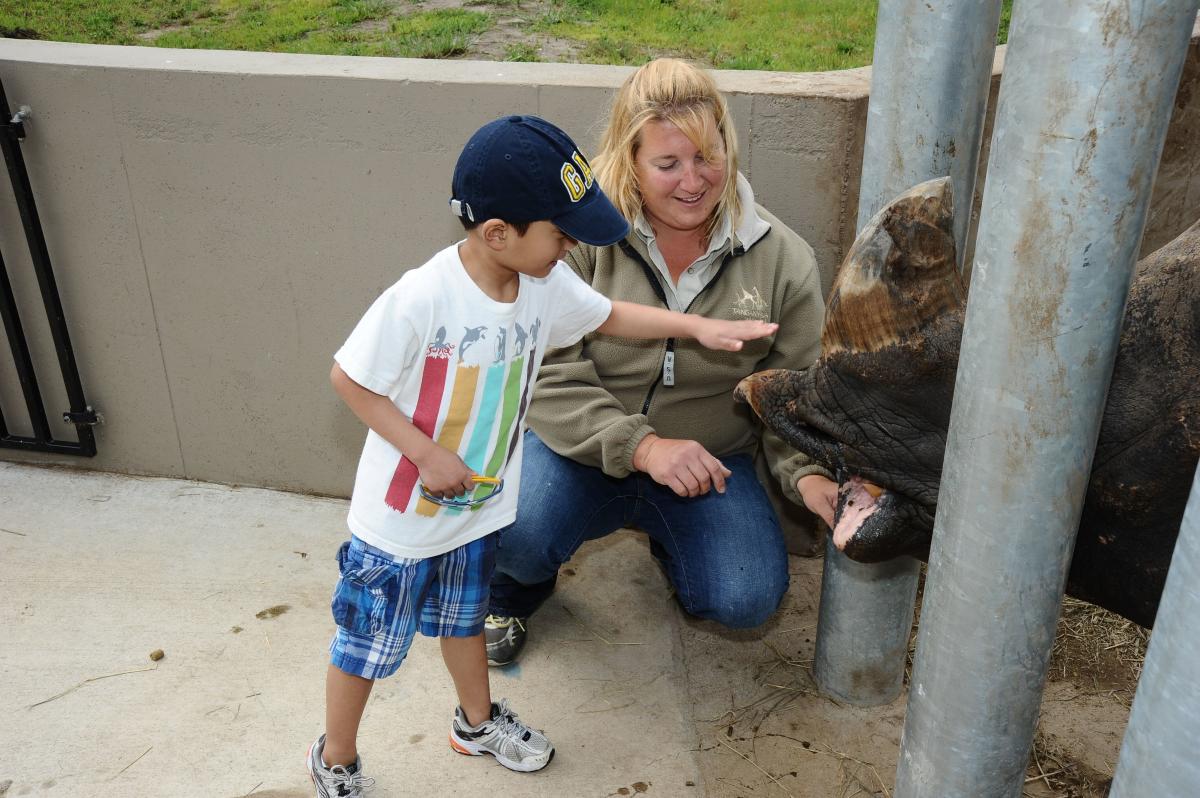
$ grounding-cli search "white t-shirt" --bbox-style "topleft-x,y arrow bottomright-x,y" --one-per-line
335,243 -> 612,558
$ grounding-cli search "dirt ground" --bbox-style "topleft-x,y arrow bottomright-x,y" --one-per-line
2,464 -> 1146,797
682,558 -> 1142,798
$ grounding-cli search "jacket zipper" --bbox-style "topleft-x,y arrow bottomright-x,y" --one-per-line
618,240 -> 745,416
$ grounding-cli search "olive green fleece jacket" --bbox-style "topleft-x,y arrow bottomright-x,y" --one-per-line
528,201 -> 830,508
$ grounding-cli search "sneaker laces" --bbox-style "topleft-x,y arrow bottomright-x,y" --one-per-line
486,615 -> 526,632
327,764 -> 375,795
491,699 -> 536,742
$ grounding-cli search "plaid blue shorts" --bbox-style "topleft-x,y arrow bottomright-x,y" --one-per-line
328,533 -> 497,680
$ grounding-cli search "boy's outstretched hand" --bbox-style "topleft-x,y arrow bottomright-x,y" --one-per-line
694,318 -> 778,351
599,301 -> 779,347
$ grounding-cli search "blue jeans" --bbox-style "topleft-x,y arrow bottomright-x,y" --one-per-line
490,431 -> 789,629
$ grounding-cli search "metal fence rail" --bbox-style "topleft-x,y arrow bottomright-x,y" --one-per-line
0,76 -> 98,456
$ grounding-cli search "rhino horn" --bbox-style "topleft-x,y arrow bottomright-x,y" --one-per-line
823,176 -> 966,355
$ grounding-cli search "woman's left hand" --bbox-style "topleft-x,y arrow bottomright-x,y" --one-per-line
797,474 -> 838,529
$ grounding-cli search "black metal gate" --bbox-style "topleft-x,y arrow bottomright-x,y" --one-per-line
0,77 -> 98,456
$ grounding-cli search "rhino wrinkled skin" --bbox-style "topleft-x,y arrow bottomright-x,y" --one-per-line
736,178 -> 1199,628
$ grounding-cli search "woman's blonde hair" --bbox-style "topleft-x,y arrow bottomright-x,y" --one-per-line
592,58 -> 741,240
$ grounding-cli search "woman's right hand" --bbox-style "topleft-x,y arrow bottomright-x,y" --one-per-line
416,445 -> 475,499
633,434 -> 732,497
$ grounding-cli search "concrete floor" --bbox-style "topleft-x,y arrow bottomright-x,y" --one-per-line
0,461 -> 1128,798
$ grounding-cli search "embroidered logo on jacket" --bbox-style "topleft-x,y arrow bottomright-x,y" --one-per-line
731,285 -> 768,320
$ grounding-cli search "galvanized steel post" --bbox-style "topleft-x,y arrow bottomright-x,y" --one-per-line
894,2 -> 1199,796
1108,464 -> 1200,797
812,0 -> 1003,706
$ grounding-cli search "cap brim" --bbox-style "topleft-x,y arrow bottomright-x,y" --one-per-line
553,190 -> 630,247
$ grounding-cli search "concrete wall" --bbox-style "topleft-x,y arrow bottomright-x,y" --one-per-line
0,26 -> 1197,496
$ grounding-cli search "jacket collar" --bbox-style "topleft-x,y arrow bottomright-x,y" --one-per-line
730,172 -> 772,250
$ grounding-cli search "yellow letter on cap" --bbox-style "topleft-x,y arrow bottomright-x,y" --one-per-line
561,162 -> 586,202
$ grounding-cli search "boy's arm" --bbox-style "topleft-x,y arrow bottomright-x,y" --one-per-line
330,363 -> 474,498
597,300 -> 778,351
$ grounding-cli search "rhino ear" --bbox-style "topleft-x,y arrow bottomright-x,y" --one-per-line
823,177 -> 966,355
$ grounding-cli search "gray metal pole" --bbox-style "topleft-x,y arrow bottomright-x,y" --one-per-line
812,0 -> 1002,706
895,2 -> 1199,796
813,536 -> 920,704
854,0 -> 1003,261
1109,464 -> 1200,798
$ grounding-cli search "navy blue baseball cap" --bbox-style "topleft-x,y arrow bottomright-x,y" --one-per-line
450,115 -> 630,246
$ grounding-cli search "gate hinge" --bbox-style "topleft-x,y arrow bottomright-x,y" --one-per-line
6,105 -> 31,140
63,406 -> 102,426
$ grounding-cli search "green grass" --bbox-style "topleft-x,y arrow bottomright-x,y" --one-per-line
0,0 -> 1016,71
383,9 -> 490,58
0,0 -> 214,44
537,0 -> 879,71
536,0 -> 1014,71
998,0 -> 1014,44
503,42 -> 542,62
150,0 -> 401,52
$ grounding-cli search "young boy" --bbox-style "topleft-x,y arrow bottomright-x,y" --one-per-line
308,115 -> 778,796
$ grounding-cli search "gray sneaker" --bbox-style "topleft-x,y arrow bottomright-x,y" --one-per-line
449,699 -> 554,772
307,734 -> 375,797
484,614 -> 528,666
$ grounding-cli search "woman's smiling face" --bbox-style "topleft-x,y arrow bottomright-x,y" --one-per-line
634,117 -> 728,238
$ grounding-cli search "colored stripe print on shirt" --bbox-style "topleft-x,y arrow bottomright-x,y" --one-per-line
385,319 -> 539,515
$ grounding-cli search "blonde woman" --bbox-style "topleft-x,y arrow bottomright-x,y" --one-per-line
485,59 -> 838,665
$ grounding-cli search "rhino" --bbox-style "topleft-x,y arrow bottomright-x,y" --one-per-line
736,178 -> 1199,628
